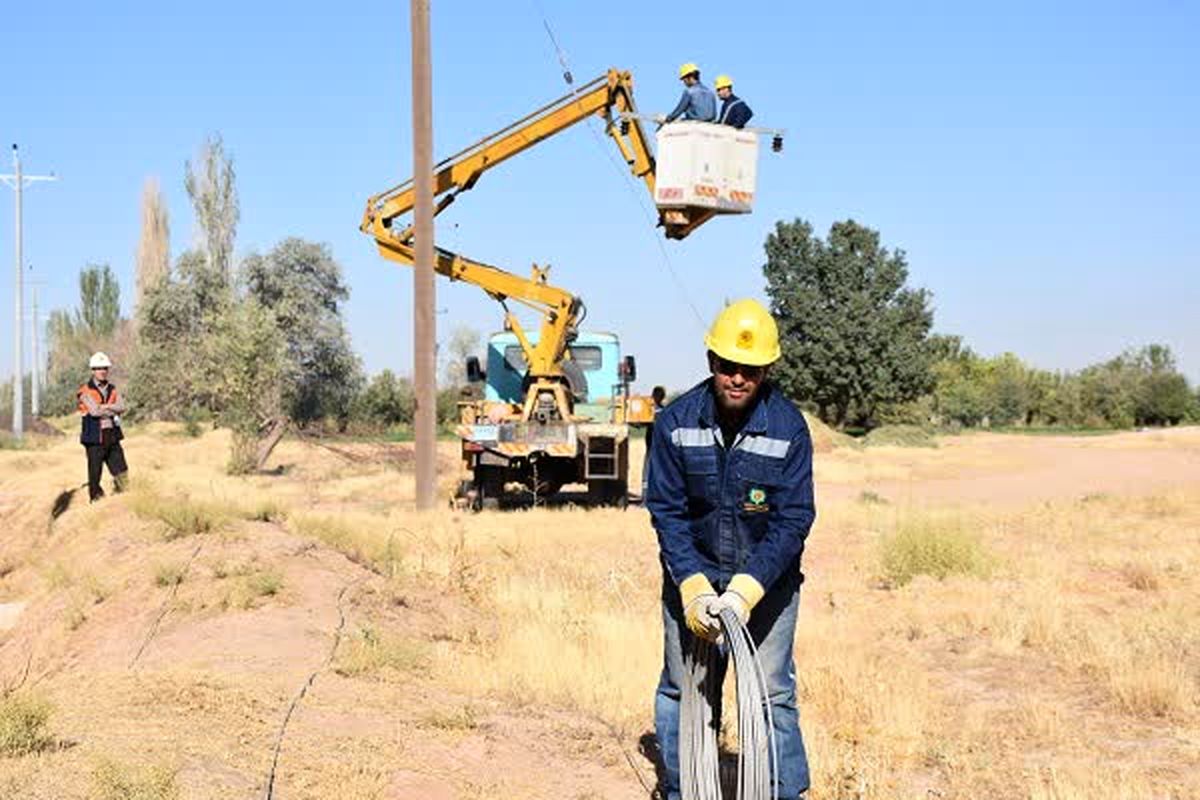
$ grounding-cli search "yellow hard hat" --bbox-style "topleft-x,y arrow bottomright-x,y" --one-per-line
678,62 -> 700,79
704,299 -> 781,367
714,74 -> 733,90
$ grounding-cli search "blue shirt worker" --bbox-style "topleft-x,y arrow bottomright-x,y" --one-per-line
663,62 -> 717,123
715,74 -> 754,129
646,299 -> 814,800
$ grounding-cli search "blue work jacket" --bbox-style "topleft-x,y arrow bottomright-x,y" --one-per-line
665,83 -> 718,123
718,94 -> 753,129
646,379 -> 816,593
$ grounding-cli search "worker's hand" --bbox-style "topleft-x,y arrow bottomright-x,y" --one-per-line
679,574 -> 721,642
719,574 -> 766,628
717,590 -> 751,627
685,594 -> 722,642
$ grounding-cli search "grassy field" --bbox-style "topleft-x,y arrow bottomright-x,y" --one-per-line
0,423 -> 1197,798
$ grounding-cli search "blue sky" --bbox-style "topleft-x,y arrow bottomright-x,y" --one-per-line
2,1 -> 1197,394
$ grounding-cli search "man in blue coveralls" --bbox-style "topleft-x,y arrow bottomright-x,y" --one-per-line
646,299 -> 815,800
663,62 -> 717,124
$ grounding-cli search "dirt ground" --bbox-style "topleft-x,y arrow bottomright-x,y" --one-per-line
0,424 -> 1197,798
817,427 -> 1200,507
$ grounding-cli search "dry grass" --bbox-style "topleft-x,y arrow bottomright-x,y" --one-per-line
0,422 -> 1197,797
878,512 -> 993,586
153,562 -> 186,588
128,485 -> 229,540
220,567 -> 284,610
89,758 -> 178,800
418,703 -> 478,731
334,625 -> 428,678
0,695 -> 53,757
288,513 -> 405,578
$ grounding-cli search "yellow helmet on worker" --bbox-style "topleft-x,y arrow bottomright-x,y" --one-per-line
678,62 -> 700,79
714,74 -> 733,90
704,299 -> 780,367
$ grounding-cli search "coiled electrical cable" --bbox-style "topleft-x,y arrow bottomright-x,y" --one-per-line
680,606 -> 779,800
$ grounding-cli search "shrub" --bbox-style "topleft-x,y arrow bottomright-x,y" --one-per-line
880,516 -> 991,586
129,489 -> 227,540
0,694 -> 54,756
222,568 -> 283,610
246,569 -> 282,598
290,515 -> 403,578
335,625 -> 428,678
154,563 -> 187,588
180,407 -> 211,438
90,759 -> 178,800
864,425 -> 937,448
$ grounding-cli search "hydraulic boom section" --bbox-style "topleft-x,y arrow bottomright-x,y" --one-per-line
360,68 -> 715,423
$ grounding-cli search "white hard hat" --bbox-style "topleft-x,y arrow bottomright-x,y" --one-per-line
89,352 -> 112,369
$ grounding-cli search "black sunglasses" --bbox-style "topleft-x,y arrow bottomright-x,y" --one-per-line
714,356 -> 765,378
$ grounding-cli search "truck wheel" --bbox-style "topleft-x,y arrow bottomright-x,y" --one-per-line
587,480 -> 628,508
473,465 -> 507,512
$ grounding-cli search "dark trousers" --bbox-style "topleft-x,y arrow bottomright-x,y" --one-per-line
86,435 -> 128,501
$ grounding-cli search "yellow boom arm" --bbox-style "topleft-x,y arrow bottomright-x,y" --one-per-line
360,68 -> 713,411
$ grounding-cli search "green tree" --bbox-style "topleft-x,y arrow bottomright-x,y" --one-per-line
77,264 -> 121,337
213,299 -> 286,473
1129,345 -> 1191,426
185,134 -> 239,280
243,238 -> 362,425
134,137 -> 240,421
930,346 -> 988,427
130,249 -> 227,418
1078,357 -> 1138,428
763,219 -> 934,428
982,353 -> 1032,427
134,177 -> 170,312
353,370 -> 415,426
42,266 -> 131,417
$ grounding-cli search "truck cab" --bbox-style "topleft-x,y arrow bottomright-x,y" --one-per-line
483,330 -> 623,421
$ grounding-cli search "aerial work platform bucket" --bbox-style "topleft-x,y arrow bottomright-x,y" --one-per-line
654,121 -> 759,215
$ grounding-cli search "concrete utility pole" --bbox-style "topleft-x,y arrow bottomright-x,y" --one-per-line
1,145 -> 56,438
411,0 -> 437,509
30,283 -> 39,417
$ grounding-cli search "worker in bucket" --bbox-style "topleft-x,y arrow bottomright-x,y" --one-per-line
662,62 -> 717,125
645,299 -> 814,799
715,74 -> 754,129
77,351 -> 129,502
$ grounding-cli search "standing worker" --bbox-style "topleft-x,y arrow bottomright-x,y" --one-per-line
662,62 -> 717,125
715,74 -> 754,129
77,352 -> 129,502
645,299 -> 814,800
641,385 -> 669,499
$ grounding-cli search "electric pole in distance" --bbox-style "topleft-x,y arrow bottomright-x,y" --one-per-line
1,145 -> 57,438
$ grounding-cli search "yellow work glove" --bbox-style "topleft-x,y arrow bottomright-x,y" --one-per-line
679,573 -> 722,643
719,574 -> 766,627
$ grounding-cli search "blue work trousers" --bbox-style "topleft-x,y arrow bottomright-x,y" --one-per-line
654,569 -> 809,799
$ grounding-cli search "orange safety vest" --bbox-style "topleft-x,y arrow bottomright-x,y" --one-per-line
77,380 -> 123,445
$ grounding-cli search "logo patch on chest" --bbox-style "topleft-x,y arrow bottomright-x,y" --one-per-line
743,486 -> 768,513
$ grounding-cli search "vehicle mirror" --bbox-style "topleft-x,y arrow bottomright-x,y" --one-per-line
622,355 -> 637,383
466,356 -> 486,383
